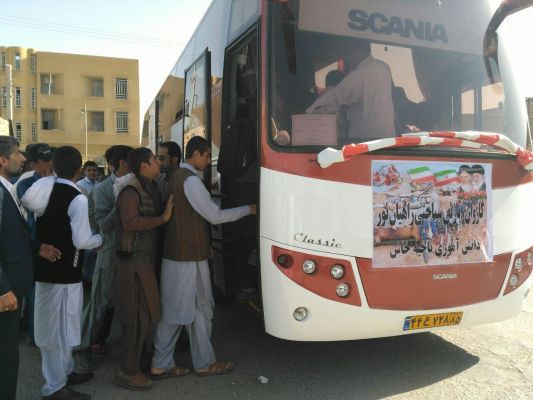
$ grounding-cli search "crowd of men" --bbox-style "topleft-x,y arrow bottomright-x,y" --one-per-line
0,136 -> 256,400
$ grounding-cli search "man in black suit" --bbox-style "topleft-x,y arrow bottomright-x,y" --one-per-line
0,136 -> 61,400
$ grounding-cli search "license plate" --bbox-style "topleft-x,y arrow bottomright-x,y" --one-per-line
403,312 -> 463,331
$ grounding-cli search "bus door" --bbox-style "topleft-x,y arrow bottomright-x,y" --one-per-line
182,48 -> 212,186
212,29 -> 259,300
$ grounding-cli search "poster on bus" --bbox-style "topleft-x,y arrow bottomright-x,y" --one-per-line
372,160 -> 492,268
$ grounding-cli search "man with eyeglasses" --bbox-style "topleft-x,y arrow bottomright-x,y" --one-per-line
156,141 -> 181,203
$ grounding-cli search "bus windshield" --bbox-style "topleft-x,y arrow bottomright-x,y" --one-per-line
268,0 -> 529,151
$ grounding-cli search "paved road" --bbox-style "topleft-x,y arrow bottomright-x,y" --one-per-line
17,290 -> 533,400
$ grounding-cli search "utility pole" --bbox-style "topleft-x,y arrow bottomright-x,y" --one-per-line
83,102 -> 88,160
6,64 -> 14,137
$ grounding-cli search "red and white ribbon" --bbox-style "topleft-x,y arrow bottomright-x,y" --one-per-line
317,131 -> 533,171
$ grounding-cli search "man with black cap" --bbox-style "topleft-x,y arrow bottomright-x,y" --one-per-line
17,143 -> 54,221
15,143 -> 54,346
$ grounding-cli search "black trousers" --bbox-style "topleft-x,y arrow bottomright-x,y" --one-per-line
0,294 -> 22,400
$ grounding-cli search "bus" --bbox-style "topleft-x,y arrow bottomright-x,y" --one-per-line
144,0 -> 533,341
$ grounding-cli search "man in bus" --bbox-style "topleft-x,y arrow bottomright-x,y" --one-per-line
306,39 -> 396,140
150,136 -> 256,378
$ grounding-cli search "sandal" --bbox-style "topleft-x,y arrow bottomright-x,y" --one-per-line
150,366 -> 191,380
195,361 -> 234,377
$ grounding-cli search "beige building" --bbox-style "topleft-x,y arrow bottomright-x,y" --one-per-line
526,97 -> 533,133
0,46 -> 140,163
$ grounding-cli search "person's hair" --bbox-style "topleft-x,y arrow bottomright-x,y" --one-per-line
82,160 -> 98,171
104,146 -> 117,164
160,141 -> 182,160
325,70 -> 344,87
185,136 -> 210,159
470,164 -> 485,175
0,136 -> 19,159
458,165 -> 470,175
111,145 -> 134,171
54,146 -> 82,179
127,147 -> 153,176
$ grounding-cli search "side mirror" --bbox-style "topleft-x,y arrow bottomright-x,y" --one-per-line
483,0 -> 533,83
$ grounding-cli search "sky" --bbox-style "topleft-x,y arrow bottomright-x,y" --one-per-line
0,0 -> 212,116
1,0 -> 532,120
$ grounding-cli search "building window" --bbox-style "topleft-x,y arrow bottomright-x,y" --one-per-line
116,112 -> 128,132
1,53 -> 5,71
30,55 -> 36,73
31,123 -> 37,142
15,123 -> 22,141
31,88 -> 36,109
115,78 -> 128,99
15,87 -> 21,107
1,87 -> 6,107
41,74 -> 53,94
92,78 -> 104,97
14,53 -> 21,71
42,110 -> 55,130
92,112 -> 105,131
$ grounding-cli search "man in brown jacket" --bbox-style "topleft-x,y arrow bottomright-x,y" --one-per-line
113,147 -> 178,390
151,136 -> 256,378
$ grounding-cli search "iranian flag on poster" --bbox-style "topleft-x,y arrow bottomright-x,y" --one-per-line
434,169 -> 460,187
408,166 -> 434,184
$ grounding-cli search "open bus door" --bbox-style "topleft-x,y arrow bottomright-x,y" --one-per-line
182,48 -> 212,180
212,28 -> 260,301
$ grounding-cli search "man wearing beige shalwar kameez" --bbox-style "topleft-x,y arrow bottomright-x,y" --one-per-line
151,136 -> 255,377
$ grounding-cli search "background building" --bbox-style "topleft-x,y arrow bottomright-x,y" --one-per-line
526,97 -> 533,133
0,46 -> 140,163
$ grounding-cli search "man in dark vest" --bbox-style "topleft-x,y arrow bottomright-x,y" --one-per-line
0,136 -> 61,400
113,147 -> 176,391
22,146 -> 102,400
151,136 -> 256,377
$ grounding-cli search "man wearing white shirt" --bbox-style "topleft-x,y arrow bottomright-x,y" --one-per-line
77,161 -> 98,195
22,146 -> 102,400
306,40 -> 396,140
151,136 -> 256,378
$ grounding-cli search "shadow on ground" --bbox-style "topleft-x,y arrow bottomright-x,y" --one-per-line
17,301 -> 479,400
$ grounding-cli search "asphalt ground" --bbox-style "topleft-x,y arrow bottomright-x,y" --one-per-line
16,290 -> 533,400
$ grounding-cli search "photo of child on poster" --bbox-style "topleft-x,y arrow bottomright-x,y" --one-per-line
372,160 -> 492,267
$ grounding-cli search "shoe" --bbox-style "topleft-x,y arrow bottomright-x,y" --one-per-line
90,342 -> 107,355
114,370 -> 153,391
195,360 -> 234,377
67,372 -> 94,386
42,386 -> 91,400
73,351 -> 94,374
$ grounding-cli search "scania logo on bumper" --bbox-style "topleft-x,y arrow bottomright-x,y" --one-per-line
432,273 -> 458,280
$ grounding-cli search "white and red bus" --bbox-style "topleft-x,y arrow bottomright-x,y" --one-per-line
144,0 -> 533,341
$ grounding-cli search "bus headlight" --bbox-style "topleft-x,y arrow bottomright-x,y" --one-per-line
509,274 -> 519,288
330,264 -> 345,279
336,283 -> 350,298
527,252 -> 533,266
293,307 -> 308,321
302,260 -> 317,274
514,257 -> 523,272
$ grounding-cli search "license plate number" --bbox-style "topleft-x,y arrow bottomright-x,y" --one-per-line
403,312 -> 463,331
